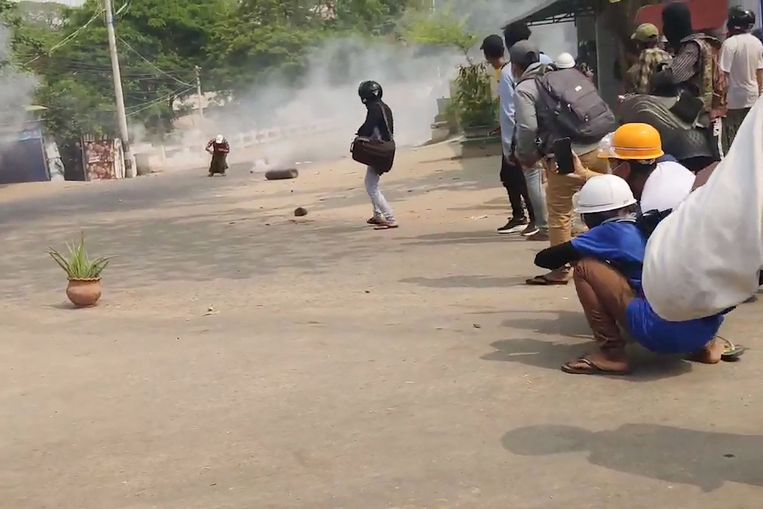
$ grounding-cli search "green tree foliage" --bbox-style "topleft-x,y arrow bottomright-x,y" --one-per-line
398,8 -> 476,56
6,0 -> 475,144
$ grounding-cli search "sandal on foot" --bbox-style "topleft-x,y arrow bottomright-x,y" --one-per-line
367,216 -> 384,225
719,337 -> 747,362
526,274 -> 569,286
561,357 -> 630,376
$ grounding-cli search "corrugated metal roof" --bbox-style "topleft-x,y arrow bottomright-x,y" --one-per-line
504,0 -> 599,26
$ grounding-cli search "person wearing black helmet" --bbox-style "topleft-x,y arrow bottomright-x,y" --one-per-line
356,80 -> 397,229
652,3 -> 726,159
720,7 -> 763,152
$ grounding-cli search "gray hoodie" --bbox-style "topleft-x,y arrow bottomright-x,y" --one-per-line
513,64 -> 600,168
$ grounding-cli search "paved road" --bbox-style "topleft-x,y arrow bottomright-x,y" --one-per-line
2,146 -> 762,509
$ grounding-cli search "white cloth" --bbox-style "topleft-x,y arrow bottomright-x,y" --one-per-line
719,33 -> 763,110
642,96 -> 763,321
640,161 -> 696,213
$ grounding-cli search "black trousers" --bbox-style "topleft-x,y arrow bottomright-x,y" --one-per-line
500,156 -> 534,222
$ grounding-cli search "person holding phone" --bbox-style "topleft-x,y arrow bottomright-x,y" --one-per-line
511,41 -> 612,285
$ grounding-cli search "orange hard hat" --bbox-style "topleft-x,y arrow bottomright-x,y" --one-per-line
599,123 -> 664,161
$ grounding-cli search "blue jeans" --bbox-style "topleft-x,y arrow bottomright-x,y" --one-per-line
524,165 -> 548,231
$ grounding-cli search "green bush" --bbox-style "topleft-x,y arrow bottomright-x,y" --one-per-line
454,62 -> 497,129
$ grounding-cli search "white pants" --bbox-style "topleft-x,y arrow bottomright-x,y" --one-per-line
365,167 -> 395,221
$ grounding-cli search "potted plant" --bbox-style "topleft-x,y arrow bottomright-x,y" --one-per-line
49,234 -> 110,307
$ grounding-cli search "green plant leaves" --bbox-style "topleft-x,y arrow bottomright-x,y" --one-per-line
48,233 -> 111,280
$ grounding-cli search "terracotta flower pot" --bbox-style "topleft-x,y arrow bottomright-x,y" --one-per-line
66,278 -> 102,308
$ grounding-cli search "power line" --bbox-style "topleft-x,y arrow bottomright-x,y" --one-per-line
23,8 -> 106,66
118,38 -> 194,87
126,85 -> 195,117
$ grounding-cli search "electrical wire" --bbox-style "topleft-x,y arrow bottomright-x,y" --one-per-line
23,8 -> 106,66
126,85 -> 195,117
118,38 -> 194,87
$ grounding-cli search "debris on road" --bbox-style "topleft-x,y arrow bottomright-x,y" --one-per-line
265,168 -> 299,181
294,207 -> 308,217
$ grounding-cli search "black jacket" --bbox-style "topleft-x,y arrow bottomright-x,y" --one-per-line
357,100 -> 394,141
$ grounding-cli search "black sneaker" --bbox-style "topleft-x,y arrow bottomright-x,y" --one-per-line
497,217 -> 528,234
521,222 -> 540,236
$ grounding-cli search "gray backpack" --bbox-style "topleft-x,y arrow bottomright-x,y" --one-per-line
535,68 -> 616,154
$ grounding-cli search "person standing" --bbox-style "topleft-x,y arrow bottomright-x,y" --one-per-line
481,34 -> 538,235
356,80 -> 397,230
626,23 -> 672,94
499,22 -> 555,239
511,41 -> 614,284
720,8 -> 763,153
206,134 -> 230,176
651,2 -> 727,159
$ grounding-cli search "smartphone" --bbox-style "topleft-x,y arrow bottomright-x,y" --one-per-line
553,137 -> 574,175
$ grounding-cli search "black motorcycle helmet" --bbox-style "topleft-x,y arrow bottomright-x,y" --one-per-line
728,7 -> 756,31
358,80 -> 382,104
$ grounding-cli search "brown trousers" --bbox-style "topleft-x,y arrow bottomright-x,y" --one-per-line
574,259 -> 635,356
546,149 -> 609,246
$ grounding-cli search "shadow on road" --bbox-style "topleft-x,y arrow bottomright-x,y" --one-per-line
502,423 -> 763,491
482,337 -> 693,381
400,275 -> 527,289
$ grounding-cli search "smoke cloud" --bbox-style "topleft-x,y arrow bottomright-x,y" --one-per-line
0,25 -> 38,152
172,0 -> 573,171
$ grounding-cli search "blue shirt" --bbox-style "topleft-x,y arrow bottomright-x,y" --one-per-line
497,65 -> 516,156
571,221 -> 724,354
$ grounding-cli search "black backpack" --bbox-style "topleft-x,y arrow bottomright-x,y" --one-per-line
535,68 -> 616,154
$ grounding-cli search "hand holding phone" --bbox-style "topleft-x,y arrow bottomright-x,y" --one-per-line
553,137 -> 574,175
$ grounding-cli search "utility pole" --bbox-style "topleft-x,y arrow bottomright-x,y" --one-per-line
104,0 -> 135,178
194,65 -> 205,120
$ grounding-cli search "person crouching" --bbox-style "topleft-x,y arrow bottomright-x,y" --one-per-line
535,174 -> 735,375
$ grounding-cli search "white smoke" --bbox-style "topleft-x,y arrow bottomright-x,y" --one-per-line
217,37 -> 463,169
0,25 -> 38,152
168,0 -> 576,170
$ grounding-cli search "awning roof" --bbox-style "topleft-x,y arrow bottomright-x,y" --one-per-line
503,0 -> 599,27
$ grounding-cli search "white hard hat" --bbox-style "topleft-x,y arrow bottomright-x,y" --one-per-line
215,134 -> 224,143
555,52 -> 576,69
640,161 -> 696,213
574,175 -> 636,214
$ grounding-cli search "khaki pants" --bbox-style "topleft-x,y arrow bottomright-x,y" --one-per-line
574,258 -> 635,356
546,149 -> 609,246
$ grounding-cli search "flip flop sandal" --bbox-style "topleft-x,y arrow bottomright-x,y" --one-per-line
718,337 -> 747,362
367,217 -> 383,225
525,274 -> 569,286
561,357 -> 631,376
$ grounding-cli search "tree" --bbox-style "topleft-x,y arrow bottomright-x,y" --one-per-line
398,8 -> 476,56
16,0 -> 228,144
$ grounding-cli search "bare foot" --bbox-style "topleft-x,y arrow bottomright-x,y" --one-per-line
687,338 -> 724,364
